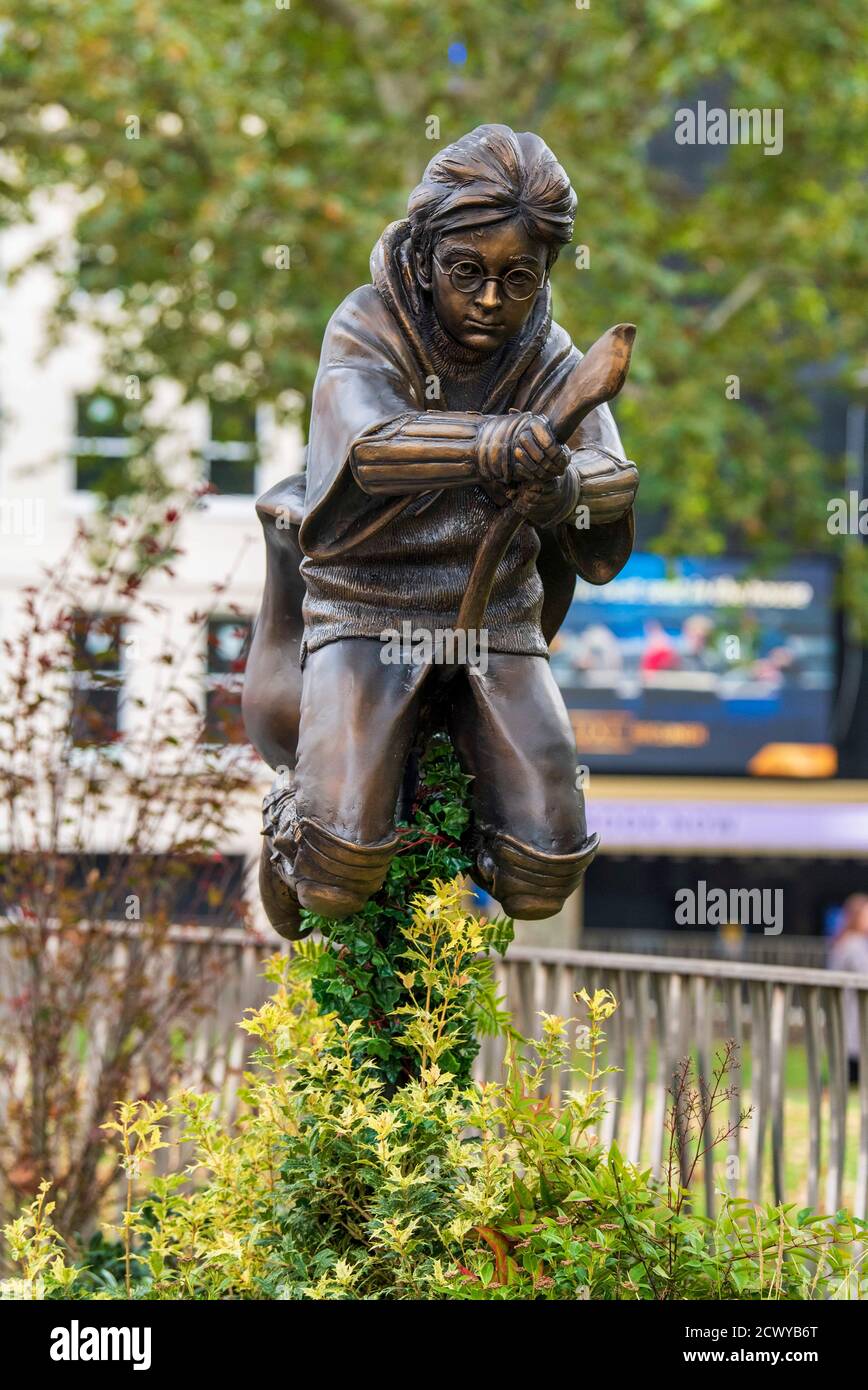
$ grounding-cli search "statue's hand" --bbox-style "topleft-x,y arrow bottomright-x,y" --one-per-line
476,412 -> 569,487
508,472 -> 579,526
510,414 -> 571,483
575,450 -> 639,524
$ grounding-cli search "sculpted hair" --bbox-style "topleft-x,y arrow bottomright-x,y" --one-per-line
408,124 -> 577,273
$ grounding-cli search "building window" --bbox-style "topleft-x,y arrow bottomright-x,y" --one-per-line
73,393 -> 138,497
204,615 -> 252,745
203,401 -> 259,495
71,611 -> 123,746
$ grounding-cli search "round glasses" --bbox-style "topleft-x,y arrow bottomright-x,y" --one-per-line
431,254 -> 545,302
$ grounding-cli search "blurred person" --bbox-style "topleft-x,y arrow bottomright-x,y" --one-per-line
679,613 -> 724,673
573,622 -> 623,674
640,618 -> 678,672
828,894 -> 868,1085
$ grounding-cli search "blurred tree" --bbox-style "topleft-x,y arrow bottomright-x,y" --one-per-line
1,0 -> 866,616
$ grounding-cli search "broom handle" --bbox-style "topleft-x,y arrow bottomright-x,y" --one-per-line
454,323 -> 636,639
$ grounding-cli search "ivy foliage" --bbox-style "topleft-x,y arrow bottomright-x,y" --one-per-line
296,733 -> 514,1089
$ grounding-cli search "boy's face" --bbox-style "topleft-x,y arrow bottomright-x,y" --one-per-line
422,216 -> 548,354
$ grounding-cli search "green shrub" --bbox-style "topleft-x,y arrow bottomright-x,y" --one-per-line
4,735 -> 864,1300
5,881 -> 864,1301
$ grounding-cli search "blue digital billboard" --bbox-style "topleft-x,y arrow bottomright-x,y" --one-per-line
551,554 -> 838,777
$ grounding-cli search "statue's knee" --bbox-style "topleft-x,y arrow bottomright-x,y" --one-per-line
478,830 -> 600,920
293,817 -> 398,920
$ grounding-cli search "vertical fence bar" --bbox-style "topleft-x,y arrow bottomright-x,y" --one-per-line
803,985 -> 823,1212
825,987 -> 848,1215
660,973 -> 691,1193
626,972 -> 649,1165
531,957 -> 549,1044
692,975 -> 715,1217
857,992 -> 868,1225
724,979 -> 743,1200
601,968 -> 629,1149
747,981 -> 769,1204
649,973 -> 669,1180
554,961 -> 576,1103
768,982 -> 789,1206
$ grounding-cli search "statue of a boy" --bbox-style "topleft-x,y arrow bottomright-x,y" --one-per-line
243,124 -> 638,938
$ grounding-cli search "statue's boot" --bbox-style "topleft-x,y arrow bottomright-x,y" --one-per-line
259,783 -> 399,936
476,829 -> 600,920
258,839 -> 309,941
259,784 -> 310,941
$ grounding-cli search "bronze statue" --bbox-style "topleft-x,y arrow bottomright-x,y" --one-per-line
243,125 -> 638,939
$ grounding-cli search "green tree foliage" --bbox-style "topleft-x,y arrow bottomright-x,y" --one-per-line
1,1 -> 866,616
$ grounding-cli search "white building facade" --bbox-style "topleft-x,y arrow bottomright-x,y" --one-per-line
0,196 -> 304,931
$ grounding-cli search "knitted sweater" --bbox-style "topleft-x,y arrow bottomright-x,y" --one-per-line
300,306 -> 547,658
